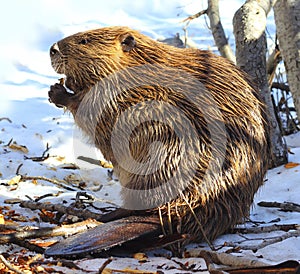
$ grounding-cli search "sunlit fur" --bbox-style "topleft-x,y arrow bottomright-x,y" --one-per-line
50,26 -> 270,250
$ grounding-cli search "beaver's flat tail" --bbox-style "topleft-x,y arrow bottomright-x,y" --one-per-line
44,215 -> 163,258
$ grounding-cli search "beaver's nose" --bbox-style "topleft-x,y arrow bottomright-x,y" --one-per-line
50,43 -> 60,56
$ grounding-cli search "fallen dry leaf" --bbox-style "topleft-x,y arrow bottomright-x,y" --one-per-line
35,265 -> 46,272
29,216 -> 39,222
284,162 -> 300,169
7,175 -> 21,185
0,214 -> 4,224
29,239 -> 58,248
133,252 -> 148,263
100,160 -> 113,169
9,143 -> 29,153
39,209 -> 56,223
55,156 -> 66,162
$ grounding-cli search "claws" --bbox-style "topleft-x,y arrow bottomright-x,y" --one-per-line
48,83 -> 70,108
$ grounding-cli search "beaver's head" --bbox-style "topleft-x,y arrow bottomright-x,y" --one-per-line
49,26 -> 166,93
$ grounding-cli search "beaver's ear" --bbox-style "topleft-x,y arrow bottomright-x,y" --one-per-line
120,34 -> 136,52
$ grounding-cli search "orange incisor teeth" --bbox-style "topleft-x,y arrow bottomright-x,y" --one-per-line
59,78 -> 65,85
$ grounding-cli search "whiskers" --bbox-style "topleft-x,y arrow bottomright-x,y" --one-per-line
51,54 -> 67,74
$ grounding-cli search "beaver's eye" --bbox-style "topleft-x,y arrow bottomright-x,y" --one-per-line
79,38 -> 90,45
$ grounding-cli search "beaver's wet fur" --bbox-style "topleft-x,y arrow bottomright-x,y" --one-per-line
49,26 -> 270,251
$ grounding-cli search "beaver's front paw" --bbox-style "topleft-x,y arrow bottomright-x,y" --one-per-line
48,83 -> 73,108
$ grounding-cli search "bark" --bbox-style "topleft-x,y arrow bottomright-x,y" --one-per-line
257,201 -> 300,212
0,219 -> 100,244
207,0 -> 236,63
273,0 -> 300,121
267,46 -> 282,86
233,0 -> 288,167
19,200 -> 105,221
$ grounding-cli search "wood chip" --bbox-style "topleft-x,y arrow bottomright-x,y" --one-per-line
284,162 -> 300,168
133,252 -> 148,262
0,215 -> 4,225
4,198 -> 23,204
7,175 -> 21,185
9,143 -> 29,153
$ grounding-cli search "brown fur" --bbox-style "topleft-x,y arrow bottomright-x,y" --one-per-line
49,26 -> 270,248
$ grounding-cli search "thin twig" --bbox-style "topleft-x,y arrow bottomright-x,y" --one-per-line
24,143 -> 52,162
19,200 -> 104,221
226,230 -> 300,251
182,9 -> 207,48
42,143 -> 51,158
171,258 -> 202,272
197,249 -> 269,272
271,82 -> 290,92
16,163 -> 23,175
98,257 -> 113,273
12,238 -> 45,254
20,175 -> 77,191
34,192 -> 63,202
78,155 -> 113,168
0,254 -> 25,274
30,258 -> 82,270
0,219 -> 100,244
5,138 -> 13,146
232,223 -> 299,234
24,154 -> 50,162
0,224 -> 38,232
0,117 -> 12,123
182,9 -> 207,23
26,254 -> 43,266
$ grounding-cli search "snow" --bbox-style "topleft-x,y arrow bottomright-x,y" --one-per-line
0,0 -> 299,273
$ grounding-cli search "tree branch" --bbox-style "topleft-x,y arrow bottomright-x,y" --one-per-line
258,201 -> 300,212
19,175 -> 78,191
207,0 -> 236,63
271,82 -> 290,92
226,230 -> 300,251
0,255 -> 25,274
0,219 -> 100,244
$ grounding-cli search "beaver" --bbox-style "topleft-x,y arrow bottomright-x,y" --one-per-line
47,26 -> 270,255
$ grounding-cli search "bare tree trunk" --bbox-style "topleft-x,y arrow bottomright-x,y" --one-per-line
273,0 -> 300,121
233,0 -> 288,167
206,0 -> 236,63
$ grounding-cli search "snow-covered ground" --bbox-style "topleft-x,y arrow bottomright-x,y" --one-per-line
0,1 -> 299,273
